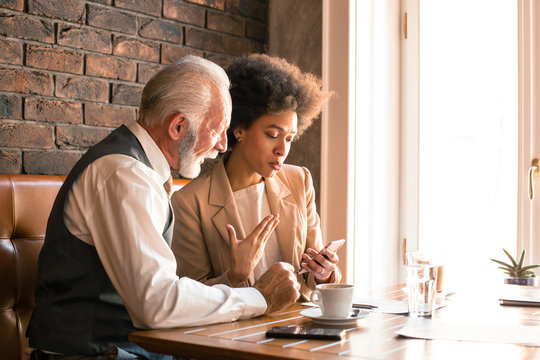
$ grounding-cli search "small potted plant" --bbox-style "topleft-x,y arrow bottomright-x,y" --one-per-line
491,249 -> 540,286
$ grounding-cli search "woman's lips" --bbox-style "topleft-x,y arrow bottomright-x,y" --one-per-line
270,162 -> 282,170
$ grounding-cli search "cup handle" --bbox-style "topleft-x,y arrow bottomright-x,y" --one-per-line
311,290 -> 323,309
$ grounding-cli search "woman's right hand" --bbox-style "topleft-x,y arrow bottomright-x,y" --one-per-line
226,214 -> 279,287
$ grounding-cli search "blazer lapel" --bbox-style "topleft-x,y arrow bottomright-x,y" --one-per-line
265,175 -> 301,267
209,160 -> 246,246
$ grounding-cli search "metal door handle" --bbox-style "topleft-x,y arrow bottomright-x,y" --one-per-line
529,159 -> 539,200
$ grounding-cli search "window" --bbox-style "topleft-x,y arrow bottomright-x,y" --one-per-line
322,0 -> 540,290
413,0 -> 518,289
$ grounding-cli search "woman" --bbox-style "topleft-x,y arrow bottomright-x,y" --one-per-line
171,54 -> 341,299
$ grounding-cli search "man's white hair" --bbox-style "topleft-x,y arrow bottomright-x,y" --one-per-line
138,55 -> 230,131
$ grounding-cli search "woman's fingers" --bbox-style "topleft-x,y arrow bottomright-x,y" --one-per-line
226,224 -> 238,247
262,216 -> 280,241
307,248 -> 337,266
300,248 -> 339,281
301,253 -> 322,273
249,214 -> 279,246
252,215 -> 276,237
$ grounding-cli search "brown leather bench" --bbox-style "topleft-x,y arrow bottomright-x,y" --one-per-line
0,174 -> 188,360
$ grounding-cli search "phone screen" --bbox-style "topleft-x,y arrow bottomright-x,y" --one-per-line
323,239 -> 345,252
265,326 -> 344,340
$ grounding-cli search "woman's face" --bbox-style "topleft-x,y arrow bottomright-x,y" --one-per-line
233,112 -> 298,179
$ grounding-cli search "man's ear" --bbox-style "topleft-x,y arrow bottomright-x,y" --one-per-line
168,113 -> 187,141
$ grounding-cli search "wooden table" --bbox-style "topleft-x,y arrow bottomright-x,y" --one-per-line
129,285 -> 540,359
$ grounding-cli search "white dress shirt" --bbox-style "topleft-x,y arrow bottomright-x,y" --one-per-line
63,121 -> 267,329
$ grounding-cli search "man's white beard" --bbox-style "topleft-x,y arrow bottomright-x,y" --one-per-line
178,129 -> 220,179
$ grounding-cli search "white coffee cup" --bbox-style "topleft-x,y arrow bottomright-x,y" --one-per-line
310,283 -> 354,318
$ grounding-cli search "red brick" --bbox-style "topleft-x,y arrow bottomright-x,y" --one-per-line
228,0 -> 266,22
0,94 -> 22,119
26,44 -> 83,74
185,0 -> 224,10
246,20 -> 265,41
28,0 -> 85,23
0,12 -> 54,44
57,24 -> 112,54
0,149 -> 20,174
0,68 -> 53,96
139,18 -> 182,43
87,4 -> 137,34
85,103 -> 136,127
225,36 -> 262,56
111,84 -> 143,106
86,54 -> 136,81
185,27 -> 225,53
24,98 -> 82,124
56,125 -> 110,149
55,75 -> 109,102
115,0 -> 161,16
137,63 -> 166,84
87,0 -> 111,4
0,38 -> 22,65
0,121 -> 53,148
0,0 -> 24,11
23,150 -> 81,175
207,12 -> 244,36
163,0 -> 205,27
161,44 -> 203,64
113,35 -> 159,62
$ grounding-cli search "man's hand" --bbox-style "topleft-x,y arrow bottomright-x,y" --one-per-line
227,214 -> 279,287
254,262 -> 301,315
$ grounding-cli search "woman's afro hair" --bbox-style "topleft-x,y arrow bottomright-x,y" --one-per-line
226,54 -> 331,147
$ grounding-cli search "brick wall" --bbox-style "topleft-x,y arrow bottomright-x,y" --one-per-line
0,0 -> 266,174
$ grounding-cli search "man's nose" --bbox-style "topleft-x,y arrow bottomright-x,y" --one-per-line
215,131 -> 227,153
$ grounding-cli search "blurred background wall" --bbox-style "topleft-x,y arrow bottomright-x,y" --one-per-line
0,0 -> 323,204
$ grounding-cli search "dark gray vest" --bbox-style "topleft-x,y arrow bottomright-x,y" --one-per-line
27,125 -> 173,355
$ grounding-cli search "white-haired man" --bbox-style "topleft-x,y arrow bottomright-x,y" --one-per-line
27,55 -> 301,360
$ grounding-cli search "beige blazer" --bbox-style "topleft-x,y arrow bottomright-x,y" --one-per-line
171,158 -> 341,300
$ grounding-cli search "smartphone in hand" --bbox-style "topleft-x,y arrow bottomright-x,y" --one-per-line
297,239 -> 345,274
321,239 -> 345,253
266,326 -> 345,340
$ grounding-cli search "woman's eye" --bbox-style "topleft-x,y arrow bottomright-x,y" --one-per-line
266,133 -> 278,139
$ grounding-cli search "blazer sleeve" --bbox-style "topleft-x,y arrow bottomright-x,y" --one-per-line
171,187 -> 233,287
301,167 -> 342,291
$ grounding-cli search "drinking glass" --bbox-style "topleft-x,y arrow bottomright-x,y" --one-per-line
407,264 -> 438,317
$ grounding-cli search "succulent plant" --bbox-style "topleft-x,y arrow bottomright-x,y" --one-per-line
490,248 -> 540,278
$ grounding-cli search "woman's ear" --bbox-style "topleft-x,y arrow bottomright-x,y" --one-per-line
233,128 -> 244,141
168,113 -> 187,141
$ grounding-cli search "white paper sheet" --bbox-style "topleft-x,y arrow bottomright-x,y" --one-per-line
396,318 -> 540,346
302,298 -> 446,314
353,298 -> 447,314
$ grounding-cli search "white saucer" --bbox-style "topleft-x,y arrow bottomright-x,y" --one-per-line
300,307 -> 370,325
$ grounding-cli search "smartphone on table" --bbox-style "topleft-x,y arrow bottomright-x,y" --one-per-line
265,326 -> 345,340
298,239 -> 345,274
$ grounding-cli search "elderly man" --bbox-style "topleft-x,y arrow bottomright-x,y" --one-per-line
27,55 -> 300,360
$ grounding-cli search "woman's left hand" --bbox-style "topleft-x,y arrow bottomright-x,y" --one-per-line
299,247 -> 339,283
